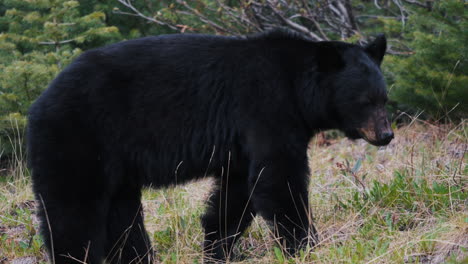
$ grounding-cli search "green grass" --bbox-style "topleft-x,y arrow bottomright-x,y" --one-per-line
0,121 -> 467,263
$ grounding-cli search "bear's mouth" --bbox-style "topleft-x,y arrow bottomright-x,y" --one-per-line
344,127 -> 393,147
356,129 -> 392,146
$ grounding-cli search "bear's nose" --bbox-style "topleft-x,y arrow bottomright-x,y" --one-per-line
380,131 -> 394,143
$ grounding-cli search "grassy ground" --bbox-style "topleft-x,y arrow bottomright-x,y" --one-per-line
0,121 -> 467,264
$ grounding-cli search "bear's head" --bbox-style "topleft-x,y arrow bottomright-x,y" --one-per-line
315,35 -> 394,146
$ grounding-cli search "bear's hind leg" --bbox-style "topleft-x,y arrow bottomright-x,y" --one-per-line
202,170 -> 255,263
105,190 -> 153,264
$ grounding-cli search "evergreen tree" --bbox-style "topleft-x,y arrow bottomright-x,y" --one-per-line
385,0 -> 467,121
0,0 -> 120,157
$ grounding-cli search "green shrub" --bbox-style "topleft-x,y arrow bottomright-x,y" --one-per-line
342,170 -> 467,232
385,0 -> 467,121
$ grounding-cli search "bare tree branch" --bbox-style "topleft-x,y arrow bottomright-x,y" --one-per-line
266,1 -> 324,41
176,0 -> 236,34
38,39 -> 75,45
113,0 -> 420,54
116,0 -> 179,30
401,0 -> 430,9
344,0 -> 359,31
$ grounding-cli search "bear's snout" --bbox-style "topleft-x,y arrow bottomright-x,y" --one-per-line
358,108 -> 393,146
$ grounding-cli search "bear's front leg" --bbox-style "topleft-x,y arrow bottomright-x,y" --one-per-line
249,150 -> 317,255
202,168 -> 255,263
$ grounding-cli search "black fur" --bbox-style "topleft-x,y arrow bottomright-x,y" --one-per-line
27,30 -> 389,263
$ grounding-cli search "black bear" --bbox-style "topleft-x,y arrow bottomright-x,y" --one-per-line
27,30 -> 393,263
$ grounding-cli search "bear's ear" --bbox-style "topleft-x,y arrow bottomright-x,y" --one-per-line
365,34 -> 387,65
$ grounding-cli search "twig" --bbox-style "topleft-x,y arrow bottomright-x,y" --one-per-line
117,0 -> 179,31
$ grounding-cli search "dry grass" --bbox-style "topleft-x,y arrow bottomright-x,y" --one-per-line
0,120 -> 466,263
